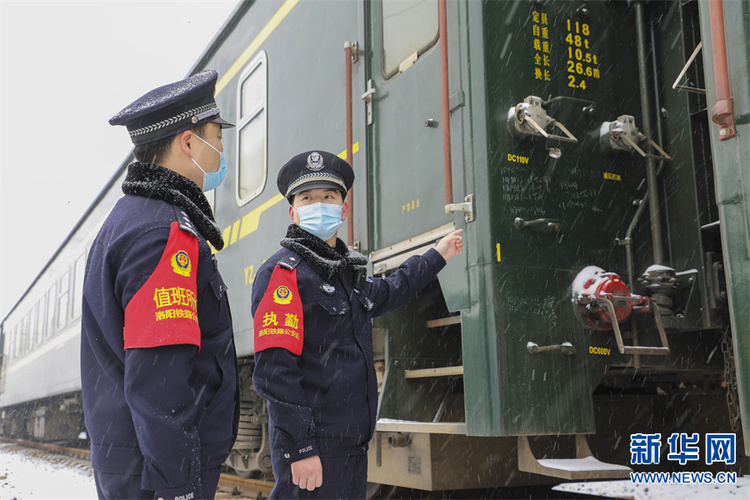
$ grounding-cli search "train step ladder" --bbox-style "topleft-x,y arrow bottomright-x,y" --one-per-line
518,434 -> 632,480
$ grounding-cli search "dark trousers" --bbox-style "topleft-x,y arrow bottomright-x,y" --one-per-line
94,466 -> 222,500
270,453 -> 367,499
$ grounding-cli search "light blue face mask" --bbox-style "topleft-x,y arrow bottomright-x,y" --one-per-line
191,134 -> 227,192
295,202 -> 343,241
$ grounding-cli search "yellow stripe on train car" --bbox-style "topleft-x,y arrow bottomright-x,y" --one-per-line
211,2 -> 360,250
215,0 -> 301,96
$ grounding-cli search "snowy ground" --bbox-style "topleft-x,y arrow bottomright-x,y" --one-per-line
554,475 -> 750,499
0,442 -> 97,499
2,440 -> 748,499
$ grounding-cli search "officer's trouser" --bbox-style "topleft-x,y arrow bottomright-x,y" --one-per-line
93,465 -> 222,500
270,453 -> 367,499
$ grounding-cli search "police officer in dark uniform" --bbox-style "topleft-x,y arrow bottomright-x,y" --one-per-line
251,151 -> 464,499
81,69 -> 239,500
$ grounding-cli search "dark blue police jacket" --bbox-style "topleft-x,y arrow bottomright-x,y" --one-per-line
251,232 -> 445,464
81,185 -> 239,498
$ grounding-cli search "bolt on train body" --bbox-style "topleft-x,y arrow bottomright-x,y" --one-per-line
1,0 -> 748,493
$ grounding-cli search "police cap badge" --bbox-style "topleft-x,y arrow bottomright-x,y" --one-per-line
277,150 -> 355,203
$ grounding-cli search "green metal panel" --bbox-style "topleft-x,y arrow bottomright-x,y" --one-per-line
698,0 -> 750,452
462,0 -> 659,436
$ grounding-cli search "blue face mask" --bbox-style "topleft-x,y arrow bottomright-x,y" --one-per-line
295,202 -> 343,241
191,134 -> 227,192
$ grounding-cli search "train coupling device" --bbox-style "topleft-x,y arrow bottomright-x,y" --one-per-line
599,114 -> 672,161
572,266 -> 670,356
507,96 -> 579,146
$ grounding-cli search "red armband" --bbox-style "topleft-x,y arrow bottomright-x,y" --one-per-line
124,221 -> 201,350
253,266 -> 304,355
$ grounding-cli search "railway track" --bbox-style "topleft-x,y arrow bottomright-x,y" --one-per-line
0,437 -> 273,499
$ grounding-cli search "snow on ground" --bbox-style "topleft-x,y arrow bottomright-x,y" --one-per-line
2,440 -> 748,499
554,475 -> 750,499
0,443 -> 97,499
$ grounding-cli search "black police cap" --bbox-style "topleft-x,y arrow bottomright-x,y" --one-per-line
109,69 -> 234,146
277,151 -> 355,203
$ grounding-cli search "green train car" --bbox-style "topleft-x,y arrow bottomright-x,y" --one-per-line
1,0 -> 747,494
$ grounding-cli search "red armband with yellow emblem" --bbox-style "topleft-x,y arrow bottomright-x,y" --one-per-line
253,266 -> 304,355
123,221 -> 201,350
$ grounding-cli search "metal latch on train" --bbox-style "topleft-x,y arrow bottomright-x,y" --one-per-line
508,96 -> 579,144
445,194 -> 474,222
362,79 -> 375,126
600,115 -> 671,161
515,217 -> 562,235
572,266 -> 670,356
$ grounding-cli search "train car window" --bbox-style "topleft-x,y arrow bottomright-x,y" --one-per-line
19,311 -> 30,356
56,272 -> 70,331
8,325 -> 17,362
45,284 -> 56,338
72,252 -> 86,320
381,0 -> 439,79
0,325 -> 6,392
24,309 -> 33,352
11,323 -> 18,360
34,295 -> 47,345
15,330 -> 22,358
236,52 -> 267,206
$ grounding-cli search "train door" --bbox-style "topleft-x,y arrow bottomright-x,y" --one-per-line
365,3 -> 479,489
366,0 -> 449,249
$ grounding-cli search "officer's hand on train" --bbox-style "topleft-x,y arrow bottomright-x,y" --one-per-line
291,454 -> 323,491
436,229 -> 464,262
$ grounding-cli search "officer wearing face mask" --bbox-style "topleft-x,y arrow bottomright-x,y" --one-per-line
251,151 -> 464,499
81,69 -> 239,500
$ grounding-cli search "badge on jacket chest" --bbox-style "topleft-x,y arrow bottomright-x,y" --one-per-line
171,250 -> 192,277
273,285 -> 293,304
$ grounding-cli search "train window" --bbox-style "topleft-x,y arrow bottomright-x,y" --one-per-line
24,309 -> 33,352
19,312 -> 30,356
46,284 -> 56,338
381,0 -> 439,78
8,325 -> 17,361
56,272 -> 70,331
72,252 -> 86,320
10,324 -> 17,360
16,324 -> 22,359
236,52 -> 267,206
34,295 -> 47,345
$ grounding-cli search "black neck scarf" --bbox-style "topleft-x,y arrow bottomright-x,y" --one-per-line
121,162 -> 224,250
280,224 -> 367,283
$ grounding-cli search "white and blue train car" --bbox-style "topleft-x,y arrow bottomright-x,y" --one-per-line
0,168 -> 126,442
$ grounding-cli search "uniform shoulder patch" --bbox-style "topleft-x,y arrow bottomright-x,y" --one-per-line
173,206 -> 199,238
253,265 -> 304,355
277,253 -> 301,271
124,221 -> 201,350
